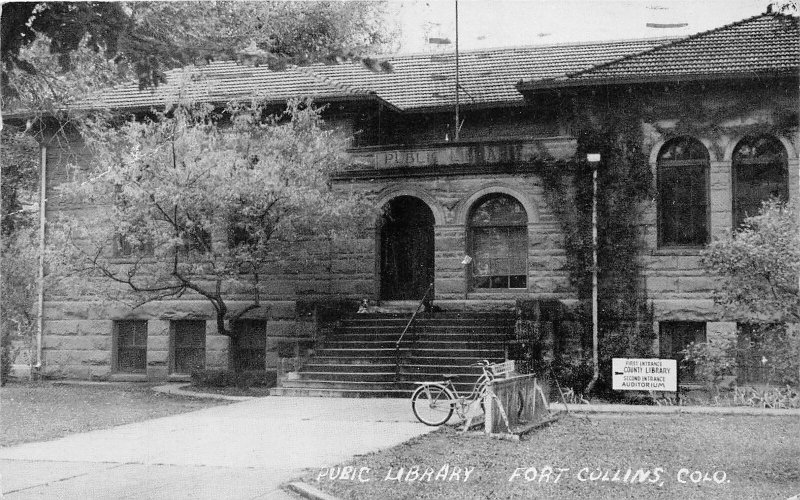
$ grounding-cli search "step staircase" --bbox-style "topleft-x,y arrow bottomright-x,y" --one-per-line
271,311 -> 516,397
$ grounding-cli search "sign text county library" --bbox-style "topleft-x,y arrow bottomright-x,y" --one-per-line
612,359 -> 677,392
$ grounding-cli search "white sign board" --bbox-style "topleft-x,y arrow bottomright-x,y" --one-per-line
612,358 -> 677,392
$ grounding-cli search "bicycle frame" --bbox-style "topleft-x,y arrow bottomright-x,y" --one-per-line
416,362 -> 495,418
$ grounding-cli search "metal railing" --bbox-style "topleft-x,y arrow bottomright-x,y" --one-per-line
394,283 -> 435,384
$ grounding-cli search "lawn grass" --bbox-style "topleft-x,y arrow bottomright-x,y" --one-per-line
303,413 -> 800,500
0,381 -> 230,447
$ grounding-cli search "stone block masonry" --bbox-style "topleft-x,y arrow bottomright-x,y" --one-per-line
37,79 -> 799,379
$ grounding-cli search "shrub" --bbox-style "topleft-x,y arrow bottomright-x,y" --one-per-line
702,199 -> 799,324
191,369 -> 276,389
551,356 -> 594,393
683,325 -> 799,389
295,297 -> 360,324
736,324 -> 800,387
1,329 -> 18,385
681,340 -> 737,390
1,227 -> 37,385
732,385 -> 800,409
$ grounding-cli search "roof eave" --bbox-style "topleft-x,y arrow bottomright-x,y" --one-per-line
3,92 -> 395,122
398,99 -> 529,114
517,69 -> 800,92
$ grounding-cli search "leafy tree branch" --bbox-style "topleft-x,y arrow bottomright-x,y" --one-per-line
703,199 -> 800,322
48,99 -> 374,371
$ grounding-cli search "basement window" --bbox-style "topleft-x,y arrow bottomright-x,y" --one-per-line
232,319 -> 267,371
114,320 -> 147,373
171,320 -> 206,374
659,321 -> 706,382
736,323 -> 784,385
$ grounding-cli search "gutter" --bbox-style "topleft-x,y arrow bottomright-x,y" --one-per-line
517,70 -> 800,93
3,92 -> 400,121
35,144 -> 46,377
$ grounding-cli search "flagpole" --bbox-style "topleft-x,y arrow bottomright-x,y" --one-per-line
454,0 -> 459,141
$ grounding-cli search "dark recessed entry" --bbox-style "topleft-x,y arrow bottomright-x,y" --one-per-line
379,196 -> 435,300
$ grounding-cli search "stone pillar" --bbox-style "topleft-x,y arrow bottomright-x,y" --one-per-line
709,160 -> 732,240
788,158 -> 800,201
147,319 -> 171,380
205,319 -> 230,371
652,321 -> 660,356
434,224 -> 467,299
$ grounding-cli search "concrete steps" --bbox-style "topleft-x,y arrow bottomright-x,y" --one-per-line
269,387 -> 409,398
274,310 -> 516,397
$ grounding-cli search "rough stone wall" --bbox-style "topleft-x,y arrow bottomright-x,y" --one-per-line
39,83 -> 798,379
352,173 -> 572,301
638,84 -> 799,324
42,138 -> 574,379
38,118 -> 374,379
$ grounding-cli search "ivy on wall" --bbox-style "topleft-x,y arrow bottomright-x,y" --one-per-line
528,82 -> 799,393
525,92 -> 658,392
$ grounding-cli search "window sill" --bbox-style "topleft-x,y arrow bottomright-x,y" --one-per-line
467,290 -> 529,300
471,288 -> 528,293
651,247 -> 706,256
167,373 -> 192,382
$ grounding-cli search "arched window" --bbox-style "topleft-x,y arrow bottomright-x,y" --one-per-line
468,194 -> 527,289
657,137 -> 710,246
733,135 -> 788,227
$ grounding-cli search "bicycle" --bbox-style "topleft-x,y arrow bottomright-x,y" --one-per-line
410,360 -> 495,426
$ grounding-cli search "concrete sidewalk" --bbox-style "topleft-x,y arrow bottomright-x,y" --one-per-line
3,393 -> 795,500
0,397 -> 435,499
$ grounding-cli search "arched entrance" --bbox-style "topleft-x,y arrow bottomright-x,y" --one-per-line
379,196 -> 435,300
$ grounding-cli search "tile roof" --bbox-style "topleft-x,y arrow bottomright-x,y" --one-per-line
77,38 -> 672,114
77,61 -> 379,112
301,38 -> 672,112
519,13 -> 799,90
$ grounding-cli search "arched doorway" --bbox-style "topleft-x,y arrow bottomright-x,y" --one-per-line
379,196 -> 435,300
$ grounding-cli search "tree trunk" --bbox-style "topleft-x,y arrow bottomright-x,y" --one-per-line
214,305 -> 243,374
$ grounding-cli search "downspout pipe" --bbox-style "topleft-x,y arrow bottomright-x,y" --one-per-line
585,155 -> 600,395
35,144 -> 46,378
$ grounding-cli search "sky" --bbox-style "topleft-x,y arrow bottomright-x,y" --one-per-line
390,0 -> 772,53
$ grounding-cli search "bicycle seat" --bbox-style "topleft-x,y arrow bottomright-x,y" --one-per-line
441,374 -> 459,380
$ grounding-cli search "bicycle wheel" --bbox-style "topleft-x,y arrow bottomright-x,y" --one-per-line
412,384 -> 455,426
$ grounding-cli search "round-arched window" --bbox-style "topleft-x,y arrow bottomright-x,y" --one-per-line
732,135 -> 788,227
657,136 -> 710,246
468,194 -> 528,289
